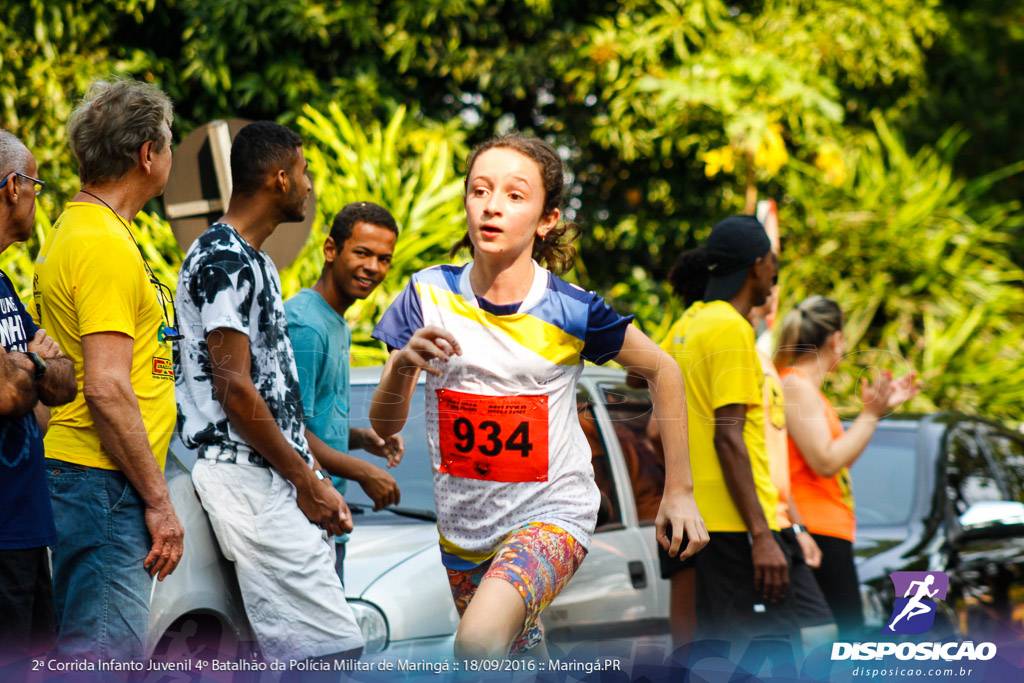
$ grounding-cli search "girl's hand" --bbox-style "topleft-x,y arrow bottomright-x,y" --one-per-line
395,326 -> 462,376
655,491 -> 709,561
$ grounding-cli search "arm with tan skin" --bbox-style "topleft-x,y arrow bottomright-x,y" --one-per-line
351,427 -> 404,467
0,346 -> 36,418
207,327 -> 352,536
33,404 -> 51,434
787,493 -> 822,568
646,414 -> 663,455
614,326 -> 709,560
82,332 -> 183,580
369,325 -> 462,438
27,329 -> 76,406
782,369 -> 919,479
714,404 -> 789,601
306,429 -> 400,511
27,327 -> 75,435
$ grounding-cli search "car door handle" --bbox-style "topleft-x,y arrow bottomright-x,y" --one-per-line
628,561 -> 647,589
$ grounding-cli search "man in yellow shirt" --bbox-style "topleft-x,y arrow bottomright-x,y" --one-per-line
32,78 -> 183,662
673,215 -> 799,646
656,244 -> 835,652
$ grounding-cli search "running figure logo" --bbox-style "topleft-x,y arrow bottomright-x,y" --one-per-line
883,571 -> 949,635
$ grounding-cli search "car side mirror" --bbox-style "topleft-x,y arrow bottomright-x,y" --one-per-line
958,500 -> 1024,540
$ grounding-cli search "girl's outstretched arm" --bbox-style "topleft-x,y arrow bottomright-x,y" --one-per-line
370,326 -> 462,437
613,325 -> 709,560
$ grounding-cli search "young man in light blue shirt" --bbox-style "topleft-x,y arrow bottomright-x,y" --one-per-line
285,201 -> 404,583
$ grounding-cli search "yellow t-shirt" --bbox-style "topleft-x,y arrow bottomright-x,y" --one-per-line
662,300 -> 779,532
32,202 -> 176,470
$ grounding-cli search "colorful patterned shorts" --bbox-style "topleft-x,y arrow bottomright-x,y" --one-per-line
445,522 -> 587,656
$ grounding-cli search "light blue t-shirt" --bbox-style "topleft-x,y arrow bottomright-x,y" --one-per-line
285,288 -> 352,505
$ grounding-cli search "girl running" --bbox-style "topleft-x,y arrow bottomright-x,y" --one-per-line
370,134 -> 708,659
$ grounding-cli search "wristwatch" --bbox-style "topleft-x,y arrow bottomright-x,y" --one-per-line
314,469 -> 327,482
25,351 -> 46,379
791,523 -> 805,535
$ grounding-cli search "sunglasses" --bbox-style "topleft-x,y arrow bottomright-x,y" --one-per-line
0,171 -> 46,196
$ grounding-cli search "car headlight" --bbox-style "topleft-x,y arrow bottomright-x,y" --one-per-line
860,583 -> 887,631
347,600 -> 389,654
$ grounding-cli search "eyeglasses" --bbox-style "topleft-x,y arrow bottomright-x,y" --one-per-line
150,276 -> 184,342
0,171 -> 46,196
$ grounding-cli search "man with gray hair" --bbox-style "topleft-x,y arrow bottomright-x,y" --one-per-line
32,78 -> 184,661
0,131 -> 76,659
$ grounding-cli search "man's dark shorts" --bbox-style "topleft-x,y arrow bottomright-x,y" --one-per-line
658,538 -> 697,579
778,526 -> 835,628
694,530 -> 802,643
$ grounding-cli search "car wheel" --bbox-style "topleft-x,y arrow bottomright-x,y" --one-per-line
151,613 -> 250,663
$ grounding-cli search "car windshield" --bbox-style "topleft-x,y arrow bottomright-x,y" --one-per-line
347,383 -> 437,521
849,426 -> 919,527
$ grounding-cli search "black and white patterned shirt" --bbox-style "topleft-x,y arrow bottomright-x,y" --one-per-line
174,223 -> 311,467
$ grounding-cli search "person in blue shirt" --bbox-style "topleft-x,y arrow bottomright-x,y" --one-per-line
0,131 -> 76,659
285,202 -> 404,583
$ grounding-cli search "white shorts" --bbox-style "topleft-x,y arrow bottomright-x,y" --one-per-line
191,459 -> 364,661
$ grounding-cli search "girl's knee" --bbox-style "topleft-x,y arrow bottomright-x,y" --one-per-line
454,619 -> 515,660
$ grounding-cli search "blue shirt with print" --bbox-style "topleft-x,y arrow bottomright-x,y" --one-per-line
0,270 -> 55,549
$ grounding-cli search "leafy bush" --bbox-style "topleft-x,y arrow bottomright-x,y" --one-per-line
777,115 -> 1024,421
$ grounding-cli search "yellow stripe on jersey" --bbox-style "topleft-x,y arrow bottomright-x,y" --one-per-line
438,529 -> 499,564
416,282 -> 584,366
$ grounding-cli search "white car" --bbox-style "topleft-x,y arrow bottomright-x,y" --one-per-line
147,366 -> 673,662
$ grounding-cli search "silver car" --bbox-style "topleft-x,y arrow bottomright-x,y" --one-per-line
147,365 -> 673,661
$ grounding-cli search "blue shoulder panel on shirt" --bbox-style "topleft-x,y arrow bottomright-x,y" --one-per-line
414,264 -> 465,294
525,275 -> 592,342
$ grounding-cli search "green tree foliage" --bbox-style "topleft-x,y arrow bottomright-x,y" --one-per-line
543,0 -> 949,288
907,1 -> 1024,204
0,0 -> 1021,420
779,115 -> 1024,419
0,0 -> 159,205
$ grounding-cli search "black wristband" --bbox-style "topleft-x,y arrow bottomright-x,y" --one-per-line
25,351 -> 46,379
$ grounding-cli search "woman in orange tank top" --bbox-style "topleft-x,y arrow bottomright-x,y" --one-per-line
775,296 -> 918,639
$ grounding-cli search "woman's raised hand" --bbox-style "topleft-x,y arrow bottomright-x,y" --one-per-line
861,369 -> 919,418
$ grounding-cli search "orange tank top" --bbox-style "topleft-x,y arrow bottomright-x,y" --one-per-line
779,366 -> 856,542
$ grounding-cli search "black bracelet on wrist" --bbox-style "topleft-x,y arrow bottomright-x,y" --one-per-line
25,351 -> 47,379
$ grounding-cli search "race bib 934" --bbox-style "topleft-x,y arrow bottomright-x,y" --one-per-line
437,389 -> 549,483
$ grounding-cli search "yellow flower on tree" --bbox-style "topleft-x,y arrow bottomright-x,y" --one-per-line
815,145 -> 847,187
703,146 -> 735,178
753,123 -> 789,175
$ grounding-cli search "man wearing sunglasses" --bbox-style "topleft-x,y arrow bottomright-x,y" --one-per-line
31,79 -> 184,663
0,131 -> 76,661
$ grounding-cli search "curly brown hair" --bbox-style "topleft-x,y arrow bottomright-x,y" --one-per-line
450,134 -> 580,275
